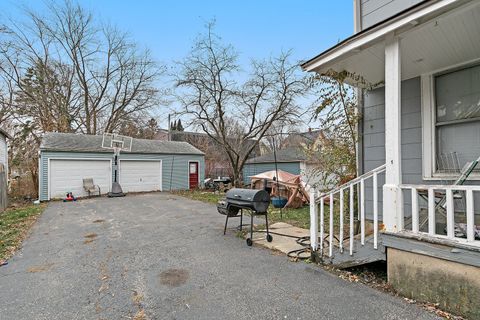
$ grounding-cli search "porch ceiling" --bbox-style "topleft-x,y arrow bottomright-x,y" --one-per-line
304,0 -> 480,87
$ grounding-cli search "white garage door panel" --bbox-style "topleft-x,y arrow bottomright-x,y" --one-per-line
49,159 -> 111,199
119,160 -> 162,193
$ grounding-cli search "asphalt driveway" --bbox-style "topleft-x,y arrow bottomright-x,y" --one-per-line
0,193 -> 439,320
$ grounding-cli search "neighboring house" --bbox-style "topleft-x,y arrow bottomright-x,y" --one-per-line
280,129 -> 324,150
156,129 -> 262,179
242,144 -> 332,190
242,148 -> 306,185
302,1 -> 480,318
39,132 -> 205,201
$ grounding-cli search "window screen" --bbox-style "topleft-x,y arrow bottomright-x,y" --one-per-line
435,64 -> 480,171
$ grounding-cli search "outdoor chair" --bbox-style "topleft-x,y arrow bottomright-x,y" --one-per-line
416,152 -> 480,236
83,178 -> 101,198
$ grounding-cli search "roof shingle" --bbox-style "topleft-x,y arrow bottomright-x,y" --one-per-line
40,132 -> 204,155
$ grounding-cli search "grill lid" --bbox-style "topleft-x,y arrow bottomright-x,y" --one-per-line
225,188 -> 270,203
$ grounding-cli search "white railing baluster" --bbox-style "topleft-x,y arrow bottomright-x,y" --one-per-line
411,188 -> 419,233
466,189 -> 474,242
349,184 -> 354,256
309,187 -> 318,251
446,189 -> 454,239
329,193 -> 334,257
397,184 -> 480,248
373,172 -> 378,249
339,188 -> 344,253
360,179 -> 365,245
320,197 -> 324,252
428,188 -> 435,235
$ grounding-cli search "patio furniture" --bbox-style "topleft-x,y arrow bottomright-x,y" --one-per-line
83,178 -> 101,198
416,153 -> 480,235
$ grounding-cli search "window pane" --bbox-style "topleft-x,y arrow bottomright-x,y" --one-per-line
436,121 -> 480,171
435,65 -> 480,123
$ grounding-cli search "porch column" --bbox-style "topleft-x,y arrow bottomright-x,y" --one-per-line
383,34 -> 403,232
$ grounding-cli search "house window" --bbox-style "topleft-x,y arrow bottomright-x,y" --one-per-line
422,64 -> 480,179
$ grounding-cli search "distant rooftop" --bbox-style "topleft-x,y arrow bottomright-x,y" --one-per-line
246,147 -> 307,164
40,132 -> 204,155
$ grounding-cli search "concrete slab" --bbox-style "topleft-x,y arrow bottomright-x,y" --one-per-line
250,222 -> 310,257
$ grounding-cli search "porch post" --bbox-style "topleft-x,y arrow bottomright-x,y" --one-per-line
383,34 -> 403,232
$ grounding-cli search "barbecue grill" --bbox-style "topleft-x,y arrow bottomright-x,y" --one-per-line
217,188 -> 273,246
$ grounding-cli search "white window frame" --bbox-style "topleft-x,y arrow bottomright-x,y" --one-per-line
421,60 -> 480,180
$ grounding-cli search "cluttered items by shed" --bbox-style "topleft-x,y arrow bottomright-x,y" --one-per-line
249,170 -> 309,209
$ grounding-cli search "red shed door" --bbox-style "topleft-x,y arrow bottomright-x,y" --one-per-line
189,162 -> 199,189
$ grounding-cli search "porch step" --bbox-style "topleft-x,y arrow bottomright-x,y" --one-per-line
315,234 -> 386,269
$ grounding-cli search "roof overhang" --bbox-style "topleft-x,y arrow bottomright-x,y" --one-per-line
301,0 -> 478,86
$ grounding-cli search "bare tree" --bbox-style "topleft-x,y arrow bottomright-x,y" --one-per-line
42,1 -> 163,134
0,0 -> 163,135
176,23 -> 307,185
306,70 -> 366,188
0,0 -> 164,196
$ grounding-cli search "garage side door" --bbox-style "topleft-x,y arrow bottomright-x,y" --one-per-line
119,160 -> 162,193
49,159 -> 111,199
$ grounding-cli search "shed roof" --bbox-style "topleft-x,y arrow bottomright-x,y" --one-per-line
40,132 -> 204,155
246,147 -> 306,164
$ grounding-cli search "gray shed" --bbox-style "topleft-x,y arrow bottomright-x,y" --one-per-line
39,132 -> 205,200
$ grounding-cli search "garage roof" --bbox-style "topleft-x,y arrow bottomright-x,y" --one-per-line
40,132 -> 204,155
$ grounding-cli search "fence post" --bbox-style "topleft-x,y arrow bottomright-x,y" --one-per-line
0,163 -> 7,212
309,187 -> 318,252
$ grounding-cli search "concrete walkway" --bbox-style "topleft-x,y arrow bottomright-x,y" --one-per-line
0,193 -> 439,320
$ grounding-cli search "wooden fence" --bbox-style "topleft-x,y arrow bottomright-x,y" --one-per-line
0,163 -> 7,212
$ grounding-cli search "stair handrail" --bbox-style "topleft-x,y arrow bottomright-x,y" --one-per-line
316,164 -> 386,203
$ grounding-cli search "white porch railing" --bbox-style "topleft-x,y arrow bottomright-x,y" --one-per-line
310,169 -> 480,259
399,184 -> 480,247
309,164 -> 386,258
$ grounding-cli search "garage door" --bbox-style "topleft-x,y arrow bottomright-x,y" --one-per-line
119,160 -> 162,193
49,159 -> 111,199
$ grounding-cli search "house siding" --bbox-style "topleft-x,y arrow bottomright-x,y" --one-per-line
361,77 -> 480,218
360,0 -> 425,30
362,77 -> 422,218
242,162 -> 301,185
39,151 -> 205,201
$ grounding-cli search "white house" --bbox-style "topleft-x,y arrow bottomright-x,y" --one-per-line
0,128 -> 11,211
0,127 -> 11,178
302,1 -> 480,318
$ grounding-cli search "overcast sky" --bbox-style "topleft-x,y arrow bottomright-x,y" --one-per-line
0,0 -> 354,131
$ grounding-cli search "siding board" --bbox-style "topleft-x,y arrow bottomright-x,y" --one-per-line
360,0 -> 424,30
361,76 -> 480,217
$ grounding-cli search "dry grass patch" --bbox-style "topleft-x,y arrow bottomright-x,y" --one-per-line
0,204 -> 46,263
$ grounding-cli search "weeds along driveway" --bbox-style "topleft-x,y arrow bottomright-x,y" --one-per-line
0,193 -> 439,320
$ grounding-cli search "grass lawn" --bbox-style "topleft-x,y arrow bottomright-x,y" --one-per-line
173,190 -> 311,229
0,204 -> 46,263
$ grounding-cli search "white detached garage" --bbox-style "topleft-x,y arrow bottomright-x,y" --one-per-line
39,133 -> 205,201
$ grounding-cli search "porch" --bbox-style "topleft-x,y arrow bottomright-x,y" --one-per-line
303,0 -> 480,255
303,1 -> 480,316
